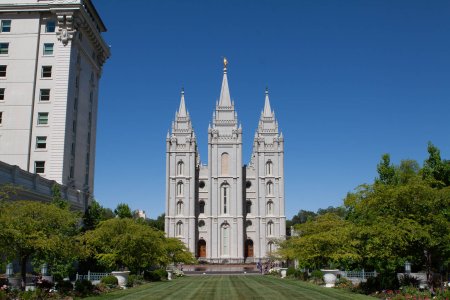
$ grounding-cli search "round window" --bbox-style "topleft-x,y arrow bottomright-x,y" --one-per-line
199,220 -> 205,228
246,181 -> 252,189
199,181 -> 206,189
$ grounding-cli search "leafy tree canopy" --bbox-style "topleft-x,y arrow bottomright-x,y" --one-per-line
114,203 -> 133,219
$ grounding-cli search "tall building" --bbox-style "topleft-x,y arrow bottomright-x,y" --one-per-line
0,0 -> 110,197
165,60 -> 286,263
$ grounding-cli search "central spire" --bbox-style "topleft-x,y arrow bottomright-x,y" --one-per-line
263,88 -> 273,117
218,57 -> 232,107
178,88 -> 187,117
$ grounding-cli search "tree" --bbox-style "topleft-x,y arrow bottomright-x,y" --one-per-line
51,184 -> 69,209
146,213 -> 165,231
83,199 -> 115,231
376,154 -> 396,185
422,142 -> 450,187
114,203 -> 132,219
0,201 -> 79,289
80,218 -> 193,273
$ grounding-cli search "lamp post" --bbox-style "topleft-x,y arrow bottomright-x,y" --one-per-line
405,261 -> 411,274
6,263 -> 13,277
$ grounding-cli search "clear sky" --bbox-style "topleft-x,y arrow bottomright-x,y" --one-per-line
92,0 -> 450,219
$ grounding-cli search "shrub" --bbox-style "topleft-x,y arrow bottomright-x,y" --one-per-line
398,274 -> 420,288
35,278 -> 53,291
310,270 -> 324,285
144,270 -> 162,282
359,274 -> 399,294
127,274 -> 144,287
154,269 -> 168,280
74,279 -> 94,297
55,280 -> 73,295
100,275 -> 118,286
294,269 -> 308,280
0,290 -> 6,300
286,267 -> 296,277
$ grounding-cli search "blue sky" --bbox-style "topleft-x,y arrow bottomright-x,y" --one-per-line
92,0 -> 450,219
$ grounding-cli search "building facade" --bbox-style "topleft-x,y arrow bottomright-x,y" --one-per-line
0,0 -> 110,198
165,62 -> 286,263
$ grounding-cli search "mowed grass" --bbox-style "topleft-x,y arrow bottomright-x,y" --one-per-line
84,275 -> 375,300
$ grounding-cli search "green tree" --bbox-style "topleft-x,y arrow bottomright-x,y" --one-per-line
83,199 -> 115,231
0,201 -> 79,289
51,184 -> 69,209
376,153 -> 396,185
114,203 -> 133,219
146,213 -> 165,231
422,142 -> 450,187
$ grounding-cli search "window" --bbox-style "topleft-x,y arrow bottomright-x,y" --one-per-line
267,221 -> 274,236
0,112 -> 2,125
176,221 -> 183,236
72,120 -> 76,133
0,88 -> 4,100
246,220 -> 252,228
0,43 -> 9,55
43,43 -> 54,55
198,220 -> 205,228
41,66 -> 52,78
74,97 -> 78,110
266,182 -> 273,195
221,184 -> 229,214
1,20 -> 11,33
35,161 -> 45,174
176,201 -> 183,215
75,76 -> 79,88
37,112 -> 48,125
0,65 -> 6,77
36,136 -> 47,149
221,153 -> 229,175
40,89 -> 50,101
46,21 -> 55,33
266,160 -> 273,175
199,181 -> 205,189
267,201 -> 273,215
268,242 -> 274,254
177,182 -> 183,196
69,166 -> 74,179
222,225 -> 229,255
199,201 -> 205,214
246,200 -> 252,214
177,161 -> 184,176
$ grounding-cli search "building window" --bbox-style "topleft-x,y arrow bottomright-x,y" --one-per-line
41,66 -> 52,78
246,220 -> 252,228
266,182 -> 273,196
0,43 -> 9,55
221,184 -> 229,214
267,221 -> 274,236
176,201 -> 183,215
0,88 -> 4,100
35,161 -> 45,174
40,89 -> 50,101
75,76 -> 79,88
43,43 -> 54,55
46,21 -> 56,33
36,136 -> 47,149
246,200 -> 252,214
199,201 -> 205,214
0,112 -> 2,125
221,153 -> 229,175
176,221 -> 183,236
0,65 -> 7,77
268,241 -> 274,254
198,220 -> 205,228
221,224 -> 229,255
266,160 -> 273,175
74,97 -> 78,110
177,182 -> 183,196
1,20 -> 11,33
267,201 -> 273,215
177,161 -> 184,176
37,112 -> 48,125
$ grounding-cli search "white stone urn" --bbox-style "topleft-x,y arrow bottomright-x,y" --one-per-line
280,268 -> 288,278
323,273 -> 337,287
167,269 -> 173,281
111,271 -> 130,287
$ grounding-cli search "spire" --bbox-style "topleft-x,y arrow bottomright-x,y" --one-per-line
218,57 -> 232,107
178,88 -> 187,117
263,87 -> 272,117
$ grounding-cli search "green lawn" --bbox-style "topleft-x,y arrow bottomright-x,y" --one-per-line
84,275 -> 375,300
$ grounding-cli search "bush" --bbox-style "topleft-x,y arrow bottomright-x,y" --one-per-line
35,278 -> 53,292
74,279 -> 94,297
294,269 -> 308,281
359,273 -> 399,294
0,290 -> 6,300
286,267 -> 296,277
127,274 -> 144,287
154,269 -> 168,280
100,275 -> 118,286
144,270 -> 161,282
310,270 -> 323,279
55,280 -> 73,295
398,274 -> 420,288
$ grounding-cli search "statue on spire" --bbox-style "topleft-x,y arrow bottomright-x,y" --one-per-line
223,57 -> 228,69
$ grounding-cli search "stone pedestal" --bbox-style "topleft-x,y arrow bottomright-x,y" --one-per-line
111,271 -> 130,287
280,268 -> 287,278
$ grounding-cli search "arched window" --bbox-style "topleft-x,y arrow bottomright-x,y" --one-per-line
199,201 -> 205,214
267,221 -> 274,236
221,223 -> 230,255
177,182 -> 183,196
246,200 -> 252,214
268,241 -> 274,254
267,201 -> 273,215
221,184 -> 229,214
221,153 -> 229,175
177,161 -> 184,176
266,160 -> 273,175
176,221 -> 183,236
176,201 -> 183,215
266,182 -> 273,196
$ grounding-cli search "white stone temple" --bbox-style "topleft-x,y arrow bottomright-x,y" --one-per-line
165,60 -> 286,263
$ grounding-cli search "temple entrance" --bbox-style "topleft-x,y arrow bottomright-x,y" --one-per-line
198,240 -> 206,258
245,239 -> 254,257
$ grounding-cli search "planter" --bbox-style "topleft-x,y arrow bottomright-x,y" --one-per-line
167,270 -> 173,281
280,268 -> 288,278
321,269 -> 339,288
111,271 -> 130,287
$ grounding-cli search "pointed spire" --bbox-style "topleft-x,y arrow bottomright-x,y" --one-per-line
263,87 -> 272,117
219,57 -> 232,107
178,88 -> 187,117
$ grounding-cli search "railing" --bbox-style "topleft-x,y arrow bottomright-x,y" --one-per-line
76,271 -> 110,282
339,270 -> 377,280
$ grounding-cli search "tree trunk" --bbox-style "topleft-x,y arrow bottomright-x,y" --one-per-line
20,255 -> 28,291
